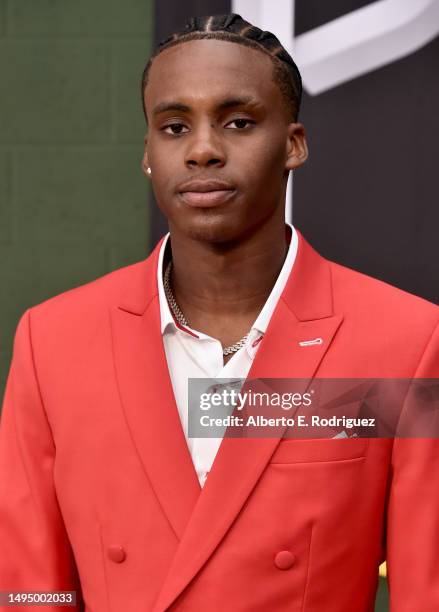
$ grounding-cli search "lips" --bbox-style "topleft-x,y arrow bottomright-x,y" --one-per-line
177,179 -> 236,208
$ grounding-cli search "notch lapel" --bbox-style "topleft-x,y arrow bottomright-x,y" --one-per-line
151,232 -> 344,611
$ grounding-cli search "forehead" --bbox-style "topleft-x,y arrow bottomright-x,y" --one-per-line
145,38 -> 282,113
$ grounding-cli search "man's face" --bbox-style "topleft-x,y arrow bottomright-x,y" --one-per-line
142,38 -> 307,243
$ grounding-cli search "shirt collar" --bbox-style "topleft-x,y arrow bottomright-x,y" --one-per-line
157,222 -> 298,337
251,223 -> 298,333
157,233 -> 177,335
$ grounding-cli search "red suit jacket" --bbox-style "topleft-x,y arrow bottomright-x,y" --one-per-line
1,232 -> 438,611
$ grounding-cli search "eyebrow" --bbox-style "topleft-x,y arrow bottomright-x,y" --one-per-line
152,95 -> 261,117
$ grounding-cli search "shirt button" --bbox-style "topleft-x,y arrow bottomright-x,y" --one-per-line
274,550 -> 296,570
107,545 -> 126,563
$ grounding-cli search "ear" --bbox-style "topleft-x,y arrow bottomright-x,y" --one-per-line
141,133 -> 150,176
285,123 -> 309,172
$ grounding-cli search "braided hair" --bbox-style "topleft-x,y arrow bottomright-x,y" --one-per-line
141,13 -> 302,122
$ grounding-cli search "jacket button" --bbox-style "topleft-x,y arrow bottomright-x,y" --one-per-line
107,545 -> 126,563
274,550 -> 296,570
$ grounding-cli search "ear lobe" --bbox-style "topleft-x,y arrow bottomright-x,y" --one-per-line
141,142 -> 150,176
285,123 -> 309,171
141,157 -> 149,175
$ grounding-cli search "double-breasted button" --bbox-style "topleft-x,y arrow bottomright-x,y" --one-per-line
274,550 -> 296,570
107,545 -> 126,563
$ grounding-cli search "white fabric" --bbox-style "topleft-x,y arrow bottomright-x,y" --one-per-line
157,223 -> 298,487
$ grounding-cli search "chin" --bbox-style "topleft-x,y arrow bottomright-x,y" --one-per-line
179,213 -> 243,245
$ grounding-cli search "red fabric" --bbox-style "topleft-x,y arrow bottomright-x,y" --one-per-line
1,231 -> 438,612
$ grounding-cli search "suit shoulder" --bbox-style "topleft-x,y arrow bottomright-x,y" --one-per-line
329,259 -> 439,325
28,258 -> 150,321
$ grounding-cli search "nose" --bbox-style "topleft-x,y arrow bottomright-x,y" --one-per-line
184,123 -> 225,169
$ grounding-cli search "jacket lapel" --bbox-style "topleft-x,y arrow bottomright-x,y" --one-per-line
110,237 -> 201,541
151,232 -> 344,611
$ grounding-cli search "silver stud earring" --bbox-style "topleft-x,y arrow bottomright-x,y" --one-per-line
146,167 -> 152,176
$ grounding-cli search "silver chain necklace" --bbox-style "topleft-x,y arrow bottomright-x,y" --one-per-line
163,260 -> 250,356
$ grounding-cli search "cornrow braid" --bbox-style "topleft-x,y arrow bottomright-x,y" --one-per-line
141,13 -> 302,122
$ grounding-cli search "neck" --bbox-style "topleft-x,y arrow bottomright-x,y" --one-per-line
165,216 -> 289,327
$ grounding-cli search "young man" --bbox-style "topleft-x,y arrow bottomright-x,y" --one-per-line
1,13 -> 438,612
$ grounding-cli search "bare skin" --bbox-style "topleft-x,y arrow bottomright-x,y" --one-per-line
141,39 -> 308,363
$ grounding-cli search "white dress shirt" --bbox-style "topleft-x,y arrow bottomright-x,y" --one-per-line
157,223 -> 298,487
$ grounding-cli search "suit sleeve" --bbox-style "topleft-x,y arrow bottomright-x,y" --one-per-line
0,309 -> 84,611
386,320 -> 439,611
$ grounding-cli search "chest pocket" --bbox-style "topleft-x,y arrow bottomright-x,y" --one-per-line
269,437 -> 369,463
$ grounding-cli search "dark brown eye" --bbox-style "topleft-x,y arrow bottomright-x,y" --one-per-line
163,123 -> 188,135
227,119 -> 254,129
